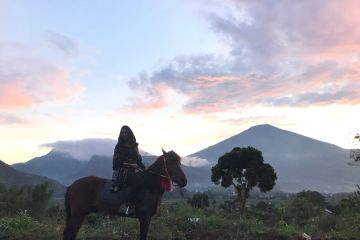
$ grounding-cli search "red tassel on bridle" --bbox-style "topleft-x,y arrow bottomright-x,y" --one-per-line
160,155 -> 172,191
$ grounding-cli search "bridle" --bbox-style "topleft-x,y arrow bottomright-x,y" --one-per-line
147,154 -> 175,184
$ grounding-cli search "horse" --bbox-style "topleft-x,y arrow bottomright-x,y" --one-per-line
63,149 -> 187,240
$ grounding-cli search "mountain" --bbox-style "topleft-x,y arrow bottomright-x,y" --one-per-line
11,124 -> 360,193
12,149 -> 161,185
189,124 -> 359,193
12,150 -> 205,190
13,150 -> 86,185
0,160 -> 66,197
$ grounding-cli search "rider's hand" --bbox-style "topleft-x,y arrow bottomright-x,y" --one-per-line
128,163 -> 139,169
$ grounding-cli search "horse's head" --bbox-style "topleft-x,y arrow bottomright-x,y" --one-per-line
162,149 -> 187,188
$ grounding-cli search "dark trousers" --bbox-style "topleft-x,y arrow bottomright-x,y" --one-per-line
112,168 -> 144,203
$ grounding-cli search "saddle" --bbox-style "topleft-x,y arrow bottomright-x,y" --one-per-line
99,181 -> 130,211
99,180 -> 146,217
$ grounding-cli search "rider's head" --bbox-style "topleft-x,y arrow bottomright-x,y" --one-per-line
119,125 -> 136,143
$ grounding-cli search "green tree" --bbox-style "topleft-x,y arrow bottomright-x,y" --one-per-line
187,193 -> 210,209
351,133 -> 360,162
211,146 -> 277,214
0,182 -> 53,217
287,191 -> 326,226
30,182 -> 53,217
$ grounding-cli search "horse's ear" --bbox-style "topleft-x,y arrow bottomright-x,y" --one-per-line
162,148 -> 167,155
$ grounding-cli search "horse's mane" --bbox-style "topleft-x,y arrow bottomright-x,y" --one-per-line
165,150 -> 181,163
146,150 -> 181,172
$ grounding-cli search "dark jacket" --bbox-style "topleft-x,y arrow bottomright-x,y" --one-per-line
112,126 -> 145,170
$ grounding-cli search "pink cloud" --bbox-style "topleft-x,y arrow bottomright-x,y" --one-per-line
122,0 -> 360,115
0,41 -> 84,110
0,82 -> 32,109
114,83 -> 171,115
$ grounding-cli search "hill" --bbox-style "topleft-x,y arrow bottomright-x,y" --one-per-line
13,150 -> 86,185
0,160 -> 66,197
11,124 -> 360,193
189,124 -> 358,193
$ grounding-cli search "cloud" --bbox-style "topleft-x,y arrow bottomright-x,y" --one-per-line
122,0 -> 360,114
41,138 -> 117,160
45,31 -> 79,55
42,138 -> 154,160
0,113 -> 28,124
0,41 -> 84,110
181,156 -> 210,167
261,83 -> 359,106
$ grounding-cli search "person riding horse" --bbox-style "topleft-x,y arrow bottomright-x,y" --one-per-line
111,125 -> 145,213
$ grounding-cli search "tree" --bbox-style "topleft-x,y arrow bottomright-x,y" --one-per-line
187,193 -> 209,209
0,182 -> 53,217
287,191 -> 326,226
30,182 -> 53,217
351,133 -> 360,162
211,146 -> 277,214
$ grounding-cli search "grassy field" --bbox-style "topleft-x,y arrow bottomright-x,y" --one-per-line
1,199 -> 359,240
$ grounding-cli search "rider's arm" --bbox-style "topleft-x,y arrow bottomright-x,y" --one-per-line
112,144 -> 127,170
137,155 -> 146,170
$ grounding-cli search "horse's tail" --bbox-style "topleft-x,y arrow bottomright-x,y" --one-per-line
64,187 -> 71,226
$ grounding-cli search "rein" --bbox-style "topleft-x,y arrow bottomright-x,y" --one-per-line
146,155 -> 171,180
146,154 -> 172,191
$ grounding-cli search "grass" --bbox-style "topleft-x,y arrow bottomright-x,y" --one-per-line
1,201 -> 359,240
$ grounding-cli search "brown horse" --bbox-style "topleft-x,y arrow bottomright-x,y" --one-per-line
63,149 -> 187,240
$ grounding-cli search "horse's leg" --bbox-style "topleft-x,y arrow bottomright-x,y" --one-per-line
63,212 -> 87,240
139,215 -> 151,240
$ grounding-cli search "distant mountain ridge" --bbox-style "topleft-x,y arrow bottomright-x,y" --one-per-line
13,150 -> 161,186
13,150 -> 85,185
0,160 -> 65,197
10,124 -> 360,193
190,124 -> 345,161
189,124 -> 358,193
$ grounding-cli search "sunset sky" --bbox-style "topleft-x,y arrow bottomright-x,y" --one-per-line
1,0 -> 360,164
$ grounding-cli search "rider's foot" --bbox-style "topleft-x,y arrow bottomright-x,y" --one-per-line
119,203 -> 134,215
110,184 -> 119,193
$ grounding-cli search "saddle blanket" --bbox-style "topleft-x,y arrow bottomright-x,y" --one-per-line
99,181 -> 130,207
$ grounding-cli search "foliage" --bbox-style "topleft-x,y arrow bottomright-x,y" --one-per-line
351,133 -> 360,162
250,201 -> 280,226
211,146 -> 277,214
1,195 -> 360,240
0,210 -> 41,235
219,199 -> 239,213
338,185 -> 360,214
187,193 -> 210,209
0,182 -> 53,218
285,191 -> 326,226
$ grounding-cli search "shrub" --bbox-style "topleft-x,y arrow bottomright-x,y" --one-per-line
187,193 -> 209,209
0,210 -> 40,234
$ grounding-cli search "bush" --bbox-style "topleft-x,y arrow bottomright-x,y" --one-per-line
250,201 -> 280,226
0,210 -> 40,234
0,182 -> 53,218
187,193 -> 209,209
285,191 -> 326,226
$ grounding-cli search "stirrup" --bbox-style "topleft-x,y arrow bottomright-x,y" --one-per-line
110,184 -> 119,193
119,203 -> 134,215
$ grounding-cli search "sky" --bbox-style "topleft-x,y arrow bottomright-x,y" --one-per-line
1,0 -> 360,164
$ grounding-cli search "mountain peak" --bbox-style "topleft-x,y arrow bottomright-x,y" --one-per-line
188,124 -> 357,193
250,123 -> 275,129
0,160 -> 9,168
245,124 -> 284,133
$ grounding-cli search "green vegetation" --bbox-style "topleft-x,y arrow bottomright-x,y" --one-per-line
0,142 -> 359,240
0,184 -> 360,239
211,146 -> 277,214
351,133 -> 360,162
187,193 -> 209,209
0,182 -> 53,218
